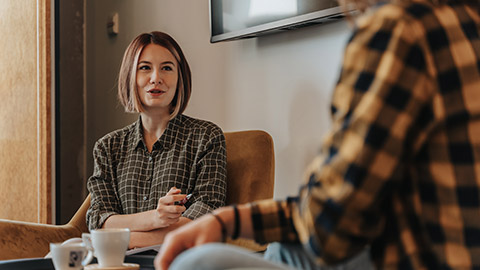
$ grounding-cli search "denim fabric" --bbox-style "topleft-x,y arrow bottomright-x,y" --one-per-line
169,243 -> 292,270
264,243 -> 375,270
169,242 -> 375,270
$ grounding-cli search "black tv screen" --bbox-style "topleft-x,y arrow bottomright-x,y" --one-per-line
210,0 -> 348,43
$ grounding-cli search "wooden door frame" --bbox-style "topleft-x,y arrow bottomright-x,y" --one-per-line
38,0 -> 53,224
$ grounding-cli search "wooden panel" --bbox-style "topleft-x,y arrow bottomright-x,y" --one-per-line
0,0 -> 52,223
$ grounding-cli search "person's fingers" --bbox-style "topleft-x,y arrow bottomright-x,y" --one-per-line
166,187 -> 181,196
156,204 -> 186,215
157,210 -> 183,219
154,215 -> 224,270
154,252 -> 163,270
167,217 -> 180,225
155,233 -> 185,270
158,194 -> 188,205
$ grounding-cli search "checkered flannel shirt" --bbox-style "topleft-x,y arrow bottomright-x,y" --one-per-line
249,1 -> 480,269
86,114 -> 227,230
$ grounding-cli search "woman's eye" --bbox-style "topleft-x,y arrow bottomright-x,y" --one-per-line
162,66 -> 173,71
138,65 -> 150,70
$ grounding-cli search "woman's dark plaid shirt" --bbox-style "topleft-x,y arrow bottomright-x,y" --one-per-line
86,114 -> 227,230
249,1 -> 480,269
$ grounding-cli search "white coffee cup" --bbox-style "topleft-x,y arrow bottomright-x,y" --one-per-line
82,228 -> 130,267
49,242 -> 93,270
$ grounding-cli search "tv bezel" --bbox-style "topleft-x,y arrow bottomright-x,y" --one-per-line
209,1 -> 350,43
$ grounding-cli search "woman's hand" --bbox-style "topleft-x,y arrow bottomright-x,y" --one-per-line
154,213 -> 224,270
152,187 -> 188,228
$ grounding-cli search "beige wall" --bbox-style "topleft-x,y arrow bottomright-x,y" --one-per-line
85,0 -> 351,198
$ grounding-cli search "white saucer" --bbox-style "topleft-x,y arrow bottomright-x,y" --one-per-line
84,263 -> 140,270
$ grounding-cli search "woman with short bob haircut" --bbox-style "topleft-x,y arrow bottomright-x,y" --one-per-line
118,31 -> 191,119
86,31 -> 227,249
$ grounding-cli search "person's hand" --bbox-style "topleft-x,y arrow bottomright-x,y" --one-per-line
152,187 -> 187,228
154,213 -> 224,270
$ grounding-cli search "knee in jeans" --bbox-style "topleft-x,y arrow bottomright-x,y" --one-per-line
170,243 -> 239,270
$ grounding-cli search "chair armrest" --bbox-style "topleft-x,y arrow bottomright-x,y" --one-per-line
0,219 -> 82,260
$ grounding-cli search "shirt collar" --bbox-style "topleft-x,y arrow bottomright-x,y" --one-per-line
133,114 -> 184,151
133,117 -> 145,150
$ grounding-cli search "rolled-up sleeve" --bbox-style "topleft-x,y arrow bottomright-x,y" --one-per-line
249,198 -> 299,244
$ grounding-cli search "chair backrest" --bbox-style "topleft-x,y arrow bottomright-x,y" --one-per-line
68,193 -> 90,232
224,130 -> 275,205
71,130 -> 275,231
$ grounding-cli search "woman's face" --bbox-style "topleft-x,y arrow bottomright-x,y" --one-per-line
136,43 -> 179,115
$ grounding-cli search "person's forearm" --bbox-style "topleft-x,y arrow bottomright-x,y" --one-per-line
103,210 -> 160,232
128,217 -> 192,249
213,204 -> 253,240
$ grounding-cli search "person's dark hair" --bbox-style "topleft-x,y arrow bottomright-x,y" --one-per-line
118,31 -> 191,119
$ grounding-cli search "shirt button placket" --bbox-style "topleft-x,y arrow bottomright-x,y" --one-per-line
144,154 -> 153,207
143,154 -> 154,207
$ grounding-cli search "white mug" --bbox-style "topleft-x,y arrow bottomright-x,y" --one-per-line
82,228 -> 130,267
49,242 -> 93,270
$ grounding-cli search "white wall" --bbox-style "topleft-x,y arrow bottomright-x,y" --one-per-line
86,0 -> 351,199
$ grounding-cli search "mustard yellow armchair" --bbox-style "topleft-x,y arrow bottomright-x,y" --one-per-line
0,130 -> 275,260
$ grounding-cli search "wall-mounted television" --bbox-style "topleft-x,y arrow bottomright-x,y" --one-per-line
209,0 -> 349,43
